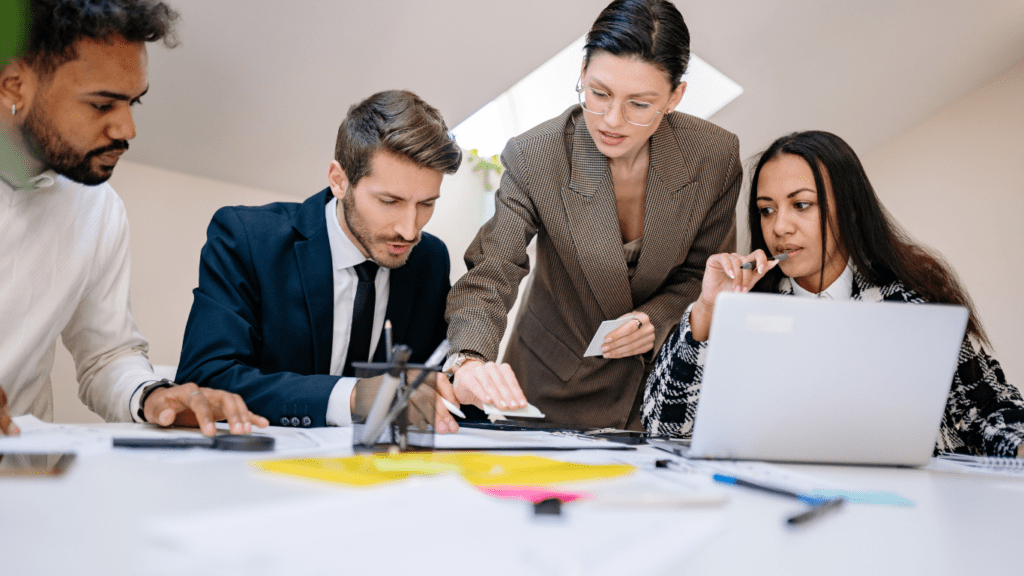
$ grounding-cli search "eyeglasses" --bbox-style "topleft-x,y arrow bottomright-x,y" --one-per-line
576,83 -> 666,127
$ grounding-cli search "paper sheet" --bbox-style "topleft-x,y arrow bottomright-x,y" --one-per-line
140,474 -> 727,576
0,416 -> 120,456
0,416 -> 353,463
432,427 -> 625,450
664,457 -> 913,506
482,402 -> 545,419
584,316 -> 635,357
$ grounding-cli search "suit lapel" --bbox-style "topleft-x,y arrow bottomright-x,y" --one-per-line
630,116 -> 697,303
564,120 -> 632,319
293,189 -> 335,374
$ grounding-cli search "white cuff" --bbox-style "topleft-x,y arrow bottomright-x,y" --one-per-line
326,377 -> 359,426
128,380 -> 159,423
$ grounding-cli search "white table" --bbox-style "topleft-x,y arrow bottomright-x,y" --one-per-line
3,424 -> 1023,575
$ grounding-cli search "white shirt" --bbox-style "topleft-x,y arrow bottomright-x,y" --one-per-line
323,197 -> 390,426
790,262 -> 853,301
0,172 -> 156,422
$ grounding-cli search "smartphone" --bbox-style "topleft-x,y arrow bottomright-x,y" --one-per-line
587,430 -> 650,445
0,453 -> 76,477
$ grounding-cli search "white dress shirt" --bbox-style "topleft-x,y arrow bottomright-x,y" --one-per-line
0,172 -> 156,422
790,261 -> 853,301
323,197 -> 390,426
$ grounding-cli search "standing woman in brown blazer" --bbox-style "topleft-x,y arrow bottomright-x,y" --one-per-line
444,0 -> 742,430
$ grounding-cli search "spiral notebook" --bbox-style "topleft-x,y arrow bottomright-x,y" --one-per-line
925,453 -> 1024,478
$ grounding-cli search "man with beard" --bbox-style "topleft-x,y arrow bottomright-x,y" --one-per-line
0,0 -> 268,436
176,90 -> 475,432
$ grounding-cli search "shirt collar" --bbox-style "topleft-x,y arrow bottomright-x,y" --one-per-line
790,260 -> 853,300
1,169 -> 58,206
1,169 -> 57,190
325,196 -> 373,271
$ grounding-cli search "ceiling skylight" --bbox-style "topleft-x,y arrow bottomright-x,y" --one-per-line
452,35 -> 743,158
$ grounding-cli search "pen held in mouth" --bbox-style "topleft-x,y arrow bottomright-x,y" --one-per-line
740,252 -> 790,270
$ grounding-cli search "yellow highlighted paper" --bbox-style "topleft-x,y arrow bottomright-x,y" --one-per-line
254,453 -> 633,487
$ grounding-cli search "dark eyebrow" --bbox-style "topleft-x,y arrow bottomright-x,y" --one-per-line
756,188 -> 816,202
586,78 -> 659,99
86,86 -> 150,102
377,192 -> 441,203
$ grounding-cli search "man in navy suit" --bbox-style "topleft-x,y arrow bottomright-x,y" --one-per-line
177,90 -> 464,432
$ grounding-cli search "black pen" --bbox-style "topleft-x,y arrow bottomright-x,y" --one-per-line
740,252 -> 789,270
787,496 -> 845,526
384,319 -> 393,362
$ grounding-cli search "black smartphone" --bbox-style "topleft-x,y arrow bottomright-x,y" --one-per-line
0,453 -> 76,477
587,430 -> 650,445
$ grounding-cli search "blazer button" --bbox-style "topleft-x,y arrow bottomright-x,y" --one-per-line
290,417 -> 301,427
302,416 -> 312,427
279,417 -> 290,426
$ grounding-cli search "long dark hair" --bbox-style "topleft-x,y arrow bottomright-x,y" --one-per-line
749,131 -> 989,345
584,0 -> 690,89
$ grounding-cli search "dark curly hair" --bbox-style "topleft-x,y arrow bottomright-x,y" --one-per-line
25,0 -> 180,75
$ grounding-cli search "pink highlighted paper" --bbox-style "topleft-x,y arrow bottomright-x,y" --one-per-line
477,486 -> 591,503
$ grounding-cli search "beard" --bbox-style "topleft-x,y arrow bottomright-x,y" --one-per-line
341,191 -> 420,269
20,105 -> 128,186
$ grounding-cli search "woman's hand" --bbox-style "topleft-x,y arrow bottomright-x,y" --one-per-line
452,360 -> 528,411
602,311 -> 655,358
691,250 -> 780,341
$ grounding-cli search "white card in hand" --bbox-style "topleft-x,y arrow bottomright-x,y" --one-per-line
482,402 -> 545,419
584,316 -> 635,357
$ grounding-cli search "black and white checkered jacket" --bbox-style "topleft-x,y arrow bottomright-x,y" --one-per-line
641,268 -> 1024,457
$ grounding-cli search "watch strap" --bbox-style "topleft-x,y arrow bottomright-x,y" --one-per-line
136,378 -> 177,422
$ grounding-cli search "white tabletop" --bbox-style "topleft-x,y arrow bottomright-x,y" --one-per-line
3,424 -> 1023,575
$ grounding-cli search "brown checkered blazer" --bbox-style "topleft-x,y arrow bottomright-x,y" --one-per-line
446,105 -> 741,429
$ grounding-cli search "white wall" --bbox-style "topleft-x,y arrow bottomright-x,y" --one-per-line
860,59 -> 1024,391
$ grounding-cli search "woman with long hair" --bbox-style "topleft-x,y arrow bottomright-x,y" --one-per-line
642,130 -> 1024,457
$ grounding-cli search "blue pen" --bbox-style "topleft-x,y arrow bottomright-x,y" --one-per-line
712,474 -> 822,505
712,474 -> 845,525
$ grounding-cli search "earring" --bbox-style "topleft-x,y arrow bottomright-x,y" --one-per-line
11,104 -> 15,116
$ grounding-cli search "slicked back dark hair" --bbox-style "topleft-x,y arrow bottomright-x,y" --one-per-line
26,0 -> 179,76
335,90 -> 462,189
584,0 -> 690,89
748,130 -> 989,345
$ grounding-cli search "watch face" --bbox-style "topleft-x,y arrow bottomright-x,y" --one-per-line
441,353 -> 462,374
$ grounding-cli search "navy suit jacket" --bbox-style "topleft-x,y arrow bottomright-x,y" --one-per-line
176,188 -> 450,427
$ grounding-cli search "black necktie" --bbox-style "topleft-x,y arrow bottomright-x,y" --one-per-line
343,260 -> 379,377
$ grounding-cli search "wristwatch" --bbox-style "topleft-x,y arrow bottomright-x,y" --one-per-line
136,378 -> 177,422
442,350 -> 487,379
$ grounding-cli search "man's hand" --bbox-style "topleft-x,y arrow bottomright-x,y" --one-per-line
408,372 -> 460,434
0,387 -> 20,436
451,360 -> 527,411
142,383 -> 269,437
352,372 -> 461,434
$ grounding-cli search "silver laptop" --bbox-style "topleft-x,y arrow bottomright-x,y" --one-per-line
687,292 -> 968,466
